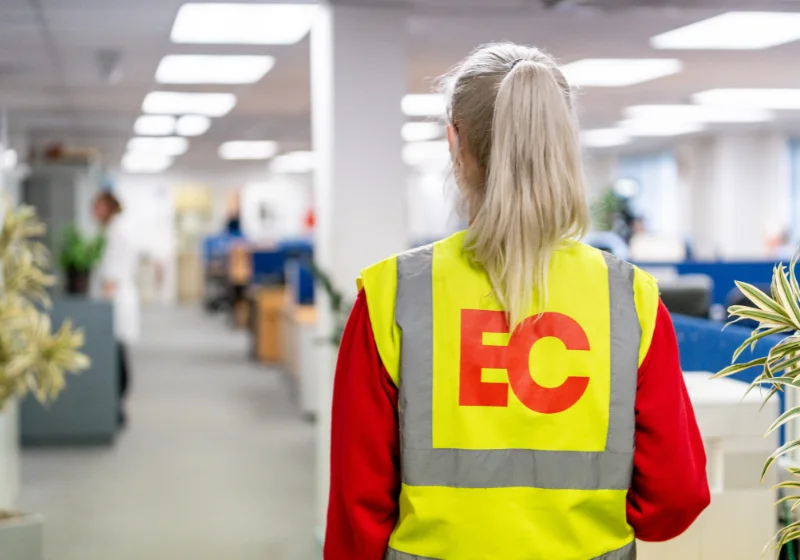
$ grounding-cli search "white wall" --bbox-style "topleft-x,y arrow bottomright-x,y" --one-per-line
677,133 -> 790,260
240,174 -> 312,244
407,169 -> 462,244
583,152 -> 617,204
592,132 -> 792,261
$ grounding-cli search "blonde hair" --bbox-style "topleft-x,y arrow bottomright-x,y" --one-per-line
440,42 -> 589,327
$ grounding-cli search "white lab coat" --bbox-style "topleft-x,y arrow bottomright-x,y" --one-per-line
94,216 -> 141,345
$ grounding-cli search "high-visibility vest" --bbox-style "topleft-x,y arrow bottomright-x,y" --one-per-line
358,231 -> 660,560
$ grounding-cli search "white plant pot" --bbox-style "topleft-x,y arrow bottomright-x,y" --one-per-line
0,513 -> 44,560
0,399 -> 20,510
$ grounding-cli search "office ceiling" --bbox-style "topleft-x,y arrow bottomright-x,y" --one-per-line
3,0 -> 800,175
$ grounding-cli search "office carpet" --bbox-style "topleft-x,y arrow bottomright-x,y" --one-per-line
17,305 -> 316,560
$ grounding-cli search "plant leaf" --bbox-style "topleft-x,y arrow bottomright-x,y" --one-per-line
775,265 -> 800,330
735,280 -> 787,317
770,354 -> 800,377
712,356 -> 767,379
728,307 -> 794,329
763,440 -> 800,481
776,494 -> 800,506
760,385 -> 782,411
733,326 -> 787,362
767,405 -> 800,435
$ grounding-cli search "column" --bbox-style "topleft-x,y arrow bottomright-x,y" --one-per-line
680,133 -> 790,260
311,2 -> 409,536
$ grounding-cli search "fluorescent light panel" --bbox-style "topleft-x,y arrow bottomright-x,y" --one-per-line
561,59 -> 683,87
156,55 -> 275,84
651,12 -> 800,50
402,122 -> 444,142
692,88 -> 800,109
122,152 -> 173,173
142,91 -> 237,117
171,3 -> 316,45
127,136 -> 189,156
271,151 -> 316,174
580,128 -> 630,148
402,94 -> 446,117
219,141 -> 279,160
624,104 -> 775,123
134,115 -> 176,136
176,115 -> 211,137
618,119 -> 705,137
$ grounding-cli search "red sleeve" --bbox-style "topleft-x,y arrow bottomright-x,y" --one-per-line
324,290 -> 400,560
627,300 -> 710,541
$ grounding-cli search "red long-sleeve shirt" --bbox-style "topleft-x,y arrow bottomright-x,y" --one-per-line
325,291 -> 710,559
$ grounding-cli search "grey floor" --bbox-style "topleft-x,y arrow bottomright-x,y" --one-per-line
17,306 -> 316,560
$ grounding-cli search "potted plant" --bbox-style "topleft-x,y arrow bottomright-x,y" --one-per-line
0,203 -> 90,559
715,251 -> 800,554
307,260 -> 351,346
58,223 -> 104,295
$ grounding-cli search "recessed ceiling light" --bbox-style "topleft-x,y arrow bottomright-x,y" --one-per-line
219,141 -> 279,160
142,92 -> 237,117
561,59 -> 683,87
122,152 -> 173,174
618,118 -> 705,137
624,104 -> 775,123
651,12 -> 800,50
270,151 -> 316,174
402,141 -> 450,168
692,89 -> 800,109
134,115 -> 176,136
127,136 -> 189,156
402,122 -> 444,142
402,94 -> 446,117
176,115 -> 211,137
171,3 -> 317,45
580,128 -> 631,148
156,55 -> 275,84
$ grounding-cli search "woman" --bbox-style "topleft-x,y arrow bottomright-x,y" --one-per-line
93,191 -> 139,426
324,43 -> 709,560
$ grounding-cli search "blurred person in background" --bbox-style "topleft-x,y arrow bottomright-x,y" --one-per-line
325,42 -> 709,560
93,191 -> 139,426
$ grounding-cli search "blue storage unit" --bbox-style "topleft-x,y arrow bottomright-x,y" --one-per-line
638,261 -> 778,305
251,239 -> 314,304
672,314 -> 782,386
21,297 -> 119,445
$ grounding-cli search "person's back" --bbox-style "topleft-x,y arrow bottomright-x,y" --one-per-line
325,42 -> 709,560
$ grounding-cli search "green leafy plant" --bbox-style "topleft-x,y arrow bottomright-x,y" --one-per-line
714,250 -> 800,553
307,261 -> 351,346
590,189 -> 623,232
58,223 -> 105,273
0,204 -> 90,409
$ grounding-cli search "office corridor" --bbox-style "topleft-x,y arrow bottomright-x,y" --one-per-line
18,306 -> 316,560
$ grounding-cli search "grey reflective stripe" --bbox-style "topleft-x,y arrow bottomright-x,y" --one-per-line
385,540 -> 636,560
603,252 -> 639,457
395,247 -> 640,491
396,245 -> 435,452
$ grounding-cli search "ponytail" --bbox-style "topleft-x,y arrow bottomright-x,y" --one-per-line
443,44 -> 588,328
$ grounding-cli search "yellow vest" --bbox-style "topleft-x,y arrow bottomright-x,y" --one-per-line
359,231 -> 659,560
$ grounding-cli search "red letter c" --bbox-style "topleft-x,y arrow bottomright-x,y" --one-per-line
506,313 -> 590,414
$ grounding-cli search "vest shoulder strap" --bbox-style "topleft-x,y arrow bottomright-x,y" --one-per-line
359,254 -> 402,386
632,266 -> 659,367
